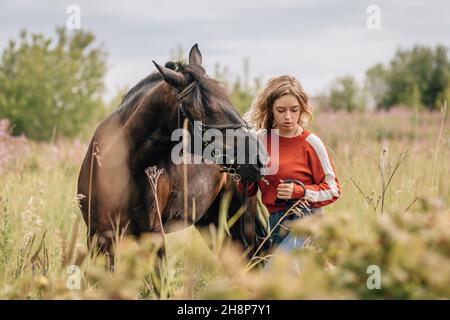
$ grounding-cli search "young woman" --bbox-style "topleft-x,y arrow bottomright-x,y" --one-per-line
238,75 -> 341,253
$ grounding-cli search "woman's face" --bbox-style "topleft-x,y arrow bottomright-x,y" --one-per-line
272,94 -> 300,131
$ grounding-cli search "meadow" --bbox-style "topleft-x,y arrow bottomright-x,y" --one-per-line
0,106 -> 449,299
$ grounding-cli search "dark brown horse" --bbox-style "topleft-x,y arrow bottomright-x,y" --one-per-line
77,45 -> 269,272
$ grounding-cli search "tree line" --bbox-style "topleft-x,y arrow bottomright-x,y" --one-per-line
0,28 -> 448,141
321,45 -> 450,111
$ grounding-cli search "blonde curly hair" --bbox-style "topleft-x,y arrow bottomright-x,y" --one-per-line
245,75 -> 313,130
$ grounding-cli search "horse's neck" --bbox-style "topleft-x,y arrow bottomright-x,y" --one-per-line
119,93 -> 179,173
120,86 -> 176,146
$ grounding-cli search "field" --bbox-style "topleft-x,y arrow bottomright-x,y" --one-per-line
0,107 -> 449,299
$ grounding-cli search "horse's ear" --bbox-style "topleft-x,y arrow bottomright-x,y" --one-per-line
189,44 -> 202,66
153,60 -> 186,90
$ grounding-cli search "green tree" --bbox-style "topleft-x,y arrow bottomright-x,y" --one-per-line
385,47 -> 431,108
366,45 -> 450,110
0,27 -> 107,140
329,75 -> 365,112
429,45 -> 450,109
213,59 -> 261,116
230,76 -> 254,115
365,64 -> 389,109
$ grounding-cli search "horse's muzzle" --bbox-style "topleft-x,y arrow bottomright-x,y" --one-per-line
236,139 -> 268,184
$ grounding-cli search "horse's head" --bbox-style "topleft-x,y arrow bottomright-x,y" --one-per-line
153,44 -> 267,184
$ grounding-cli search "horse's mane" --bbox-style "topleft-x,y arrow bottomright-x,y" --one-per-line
115,60 -> 233,124
120,73 -> 161,106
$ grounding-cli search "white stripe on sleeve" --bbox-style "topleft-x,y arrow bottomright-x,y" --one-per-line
304,133 -> 340,202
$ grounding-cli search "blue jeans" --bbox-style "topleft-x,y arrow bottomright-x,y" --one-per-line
268,206 -> 310,252
263,204 -> 321,272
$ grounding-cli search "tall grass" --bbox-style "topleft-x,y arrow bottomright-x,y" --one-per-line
0,107 -> 449,299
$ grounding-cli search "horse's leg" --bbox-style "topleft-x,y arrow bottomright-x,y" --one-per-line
133,162 -> 228,295
128,169 -> 172,296
78,115 -> 140,271
88,175 -> 135,272
193,178 -> 250,251
196,178 -> 265,264
194,189 -> 220,248
227,183 -> 272,266
222,180 -> 258,255
78,141 -> 133,271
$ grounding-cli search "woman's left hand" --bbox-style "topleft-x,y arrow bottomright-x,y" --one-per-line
277,179 -> 294,199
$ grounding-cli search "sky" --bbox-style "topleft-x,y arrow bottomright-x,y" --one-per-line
1,0 -> 449,100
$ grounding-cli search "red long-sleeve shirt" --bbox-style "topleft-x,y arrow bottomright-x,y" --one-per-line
238,128 -> 340,213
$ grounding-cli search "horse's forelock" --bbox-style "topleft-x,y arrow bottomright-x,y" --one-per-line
179,64 -> 231,121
